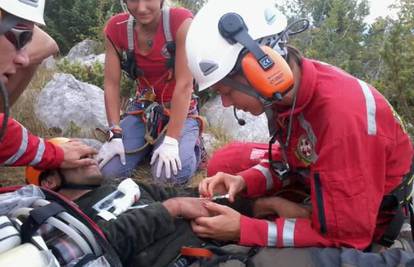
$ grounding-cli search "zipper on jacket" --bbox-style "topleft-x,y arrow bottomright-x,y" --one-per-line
314,173 -> 327,234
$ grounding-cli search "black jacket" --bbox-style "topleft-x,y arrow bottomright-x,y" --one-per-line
75,181 -> 203,267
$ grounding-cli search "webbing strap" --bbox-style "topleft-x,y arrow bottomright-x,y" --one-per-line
162,6 -> 173,43
384,155 -> 414,209
127,8 -> 172,52
378,209 -> 405,247
127,14 -> 135,52
378,155 -> 414,247
20,202 -> 65,243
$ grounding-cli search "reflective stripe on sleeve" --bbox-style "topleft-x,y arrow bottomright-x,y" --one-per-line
358,79 -> 377,135
253,164 -> 273,190
267,221 -> 277,247
5,126 -> 29,165
29,138 -> 45,166
282,218 -> 296,247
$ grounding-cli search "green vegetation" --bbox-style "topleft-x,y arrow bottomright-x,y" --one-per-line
280,0 -> 414,135
44,0 -> 122,54
57,59 -> 104,88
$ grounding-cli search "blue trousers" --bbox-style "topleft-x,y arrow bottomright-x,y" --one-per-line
101,102 -> 201,185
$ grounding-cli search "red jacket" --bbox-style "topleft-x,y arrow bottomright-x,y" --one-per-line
210,59 -> 414,249
0,115 -> 63,169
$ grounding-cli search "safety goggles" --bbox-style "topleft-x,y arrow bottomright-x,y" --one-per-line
4,26 -> 33,50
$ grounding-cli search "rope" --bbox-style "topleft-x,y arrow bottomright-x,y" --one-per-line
124,110 -> 206,154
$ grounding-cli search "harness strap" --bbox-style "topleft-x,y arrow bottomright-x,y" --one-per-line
378,155 -> 414,247
378,208 -> 406,247
123,106 -> 205,155
124,6 -> 175,80
21,202 -> 66,243
163,6 -> 176,70
127,14 -> 135,52
162,6 -> 173,44
180,246 -> 213,259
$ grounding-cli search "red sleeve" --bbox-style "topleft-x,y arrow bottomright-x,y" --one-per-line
104,13 -> 130,51
0,115 -> 63,169
170,7 -> 193,37
237,145 -> 284,198
239,216 -> 336,248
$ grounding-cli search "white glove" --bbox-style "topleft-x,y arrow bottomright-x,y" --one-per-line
150,136 -> 181,178
112,178 -> 141,216
96,138 -> 126,169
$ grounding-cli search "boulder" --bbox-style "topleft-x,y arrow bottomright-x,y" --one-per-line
35,73 -> 107,134
65,39 -> 105,66
66,39 -> 98,61
41,55 -> 56,70
201,96 -> 269,142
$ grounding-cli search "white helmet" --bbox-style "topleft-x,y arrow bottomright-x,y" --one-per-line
186,0 -> 287,91
0,0 -> 45,25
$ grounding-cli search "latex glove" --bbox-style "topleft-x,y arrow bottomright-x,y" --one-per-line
150,136 -> 181,178
113,178 -> 141,216
96,138 -> 126,169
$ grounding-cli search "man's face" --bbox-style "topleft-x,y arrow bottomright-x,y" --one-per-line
212,75 -> 265,116
0,15 -> 33,83
61,162 -> 102,186
41,162 -> 102,190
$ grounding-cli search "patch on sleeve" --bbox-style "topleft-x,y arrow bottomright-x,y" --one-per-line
386,100 -> 408,133
295,134 -> 318,166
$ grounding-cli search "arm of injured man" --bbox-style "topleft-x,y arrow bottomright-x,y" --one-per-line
252,196 -> 311,219
97,195 -> 210,265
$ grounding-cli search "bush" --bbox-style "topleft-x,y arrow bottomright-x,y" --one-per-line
57,59 -> 104,88
44,0 -> 122,54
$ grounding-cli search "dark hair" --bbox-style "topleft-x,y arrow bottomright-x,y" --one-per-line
38,169 -> 54,185
286,45 -> 303,67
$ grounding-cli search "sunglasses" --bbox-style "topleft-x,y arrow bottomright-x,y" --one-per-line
4,26 -> 33,50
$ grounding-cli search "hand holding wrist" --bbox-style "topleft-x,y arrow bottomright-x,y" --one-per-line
163,199 -> 180,218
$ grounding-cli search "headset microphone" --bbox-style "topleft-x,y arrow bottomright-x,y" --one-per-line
233,107 -> 246,126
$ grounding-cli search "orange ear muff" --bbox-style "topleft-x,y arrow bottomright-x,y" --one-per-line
241,46 -> 294,98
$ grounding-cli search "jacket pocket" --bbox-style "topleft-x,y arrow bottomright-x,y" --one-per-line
324,173 -> 371,238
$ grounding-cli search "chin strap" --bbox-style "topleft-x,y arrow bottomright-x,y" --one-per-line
221,77 -> 274,107
61,183 -> 101,190
0,81 -> 9,142
57,170 -> 101,191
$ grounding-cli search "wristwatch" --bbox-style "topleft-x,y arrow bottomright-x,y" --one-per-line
108,124 -> 122,141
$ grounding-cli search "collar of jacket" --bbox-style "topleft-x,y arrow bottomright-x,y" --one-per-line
273,58 -> 317,119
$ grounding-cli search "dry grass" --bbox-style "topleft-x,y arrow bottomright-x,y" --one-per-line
11,67 -> 56,138
205,125 -> 232,153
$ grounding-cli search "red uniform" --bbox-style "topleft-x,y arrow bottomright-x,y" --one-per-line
104,8 -> 193,103
0,115 -> 63,169
208,59 -> 414,249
